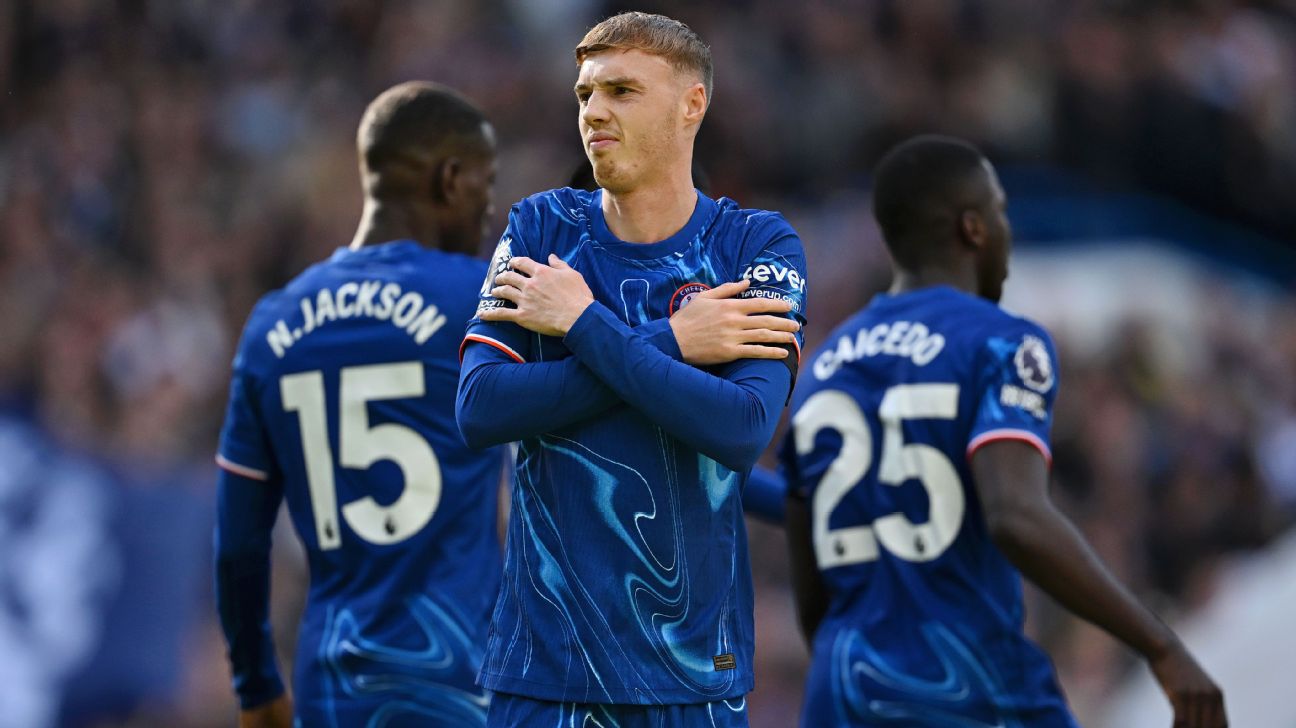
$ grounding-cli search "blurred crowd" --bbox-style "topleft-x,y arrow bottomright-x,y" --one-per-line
1,1 -> 1294,726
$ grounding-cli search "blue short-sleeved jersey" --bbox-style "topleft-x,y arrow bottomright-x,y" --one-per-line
217,241 -> 501,726
463,188 -> 807,705
781,285 -> 1078,727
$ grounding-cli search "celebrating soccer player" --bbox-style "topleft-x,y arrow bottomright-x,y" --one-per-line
456,11 -> 806,727
213,82 -> 505,728
781,136 -> 1226,727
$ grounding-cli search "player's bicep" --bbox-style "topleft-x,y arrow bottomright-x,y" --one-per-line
969,438 -> 1052,525
738,232 -> 808,385
462,229 -> 532,363
785,494 -> 829,645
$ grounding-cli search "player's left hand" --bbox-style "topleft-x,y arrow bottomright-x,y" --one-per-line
239,693 -> 293,728
483,254 -> 595,336
1148,643 -> 1227,728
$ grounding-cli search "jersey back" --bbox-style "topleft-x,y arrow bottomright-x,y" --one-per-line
218,242 -> 500,725
463,188 -> 808,705
782,285 -> 1078,727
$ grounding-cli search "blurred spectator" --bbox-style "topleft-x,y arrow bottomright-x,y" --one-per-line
1,1 -> 1293,726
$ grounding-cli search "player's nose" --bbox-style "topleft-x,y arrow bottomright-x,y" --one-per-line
581,92 -> 610,126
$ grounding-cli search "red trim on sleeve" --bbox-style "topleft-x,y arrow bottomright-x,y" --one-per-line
460,334 -> 525,364
216,453 -> 269,481
966,429 -> 1052,467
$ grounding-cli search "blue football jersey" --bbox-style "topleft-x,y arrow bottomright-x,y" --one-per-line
463,188 -> 807,705
217,241 -> 501,726
781,285 -> 1078,727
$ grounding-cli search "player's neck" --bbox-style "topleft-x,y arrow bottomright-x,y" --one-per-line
890,266 -> 978,297
601,169 -> 697,244
350,198 -> 440,251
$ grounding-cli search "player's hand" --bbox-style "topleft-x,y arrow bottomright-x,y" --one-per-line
1148,644 -> 1227,727
239,693 -> 293,728
483,255 -> 595,336
669,279 -> 799,365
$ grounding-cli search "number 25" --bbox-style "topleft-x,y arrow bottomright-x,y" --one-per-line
794,384 -> 964,568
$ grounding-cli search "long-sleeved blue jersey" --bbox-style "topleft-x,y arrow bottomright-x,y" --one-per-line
215,241 -> 502,726
457,188 -> 807,705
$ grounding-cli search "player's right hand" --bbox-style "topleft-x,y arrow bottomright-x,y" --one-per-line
239,693 -> 294,728
669,278 -> 800,366
1148,644 -> 1227,727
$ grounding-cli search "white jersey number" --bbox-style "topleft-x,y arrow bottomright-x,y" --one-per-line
280,362 -> 442,550
794,384 -> 964,568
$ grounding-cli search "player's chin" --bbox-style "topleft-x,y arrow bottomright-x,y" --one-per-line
592,163 -> 632,194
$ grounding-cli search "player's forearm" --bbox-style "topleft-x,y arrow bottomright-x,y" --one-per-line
457,350 -> 620,447
743,465 -> 788,523
989,502 -> 1179,660
457,320 -> 690,448
564,302 -> 787,471
786,496 -> 830,647
215,471 -> 286,709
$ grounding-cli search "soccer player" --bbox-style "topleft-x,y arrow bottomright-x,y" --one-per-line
781,136 -> 1226,727
213,82 -> 504,728
456,11 -> 806,727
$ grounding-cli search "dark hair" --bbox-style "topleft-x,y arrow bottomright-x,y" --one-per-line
357,81 -> 488,176
872,135 -> 990,268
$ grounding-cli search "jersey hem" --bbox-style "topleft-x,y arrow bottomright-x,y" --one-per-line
966,429 -> 1052,466
461,334 -> 525,364
215,453 -> 269,480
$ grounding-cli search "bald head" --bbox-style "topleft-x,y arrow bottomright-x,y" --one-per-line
357,81 -> 492,198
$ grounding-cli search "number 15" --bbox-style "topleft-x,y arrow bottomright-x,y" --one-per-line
281,362 -> 442,550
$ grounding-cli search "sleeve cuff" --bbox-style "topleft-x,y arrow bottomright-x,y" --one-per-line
461,333 -> 525,363
216,453 -> 269,481
635,317 -> 684,361
237,677 -> 286,710
966,429 -> 1052,467
563,301 -> 621,354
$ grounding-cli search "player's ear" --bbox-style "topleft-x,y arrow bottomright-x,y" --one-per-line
959,209 -> 987,250
433,157 -> 461,203
682,82 -> 707,127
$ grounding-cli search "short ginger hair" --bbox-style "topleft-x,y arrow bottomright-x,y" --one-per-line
574,12 -> 713,99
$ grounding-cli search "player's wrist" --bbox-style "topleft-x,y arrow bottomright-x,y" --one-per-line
1143,629 -> 1184,663
559,299 -> 598,337
667,316 -> 697,361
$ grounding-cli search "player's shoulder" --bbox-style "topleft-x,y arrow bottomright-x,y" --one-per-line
927,291 -> 1057,392
406,246 -> 488,286
708,196 -> 804,280
711,196 -> 798,244
230,285 -> 293,373
902,287 -> 1053,345
499,187 -> 594,258
509,187 -> 592,230
966,298 -> 1053,350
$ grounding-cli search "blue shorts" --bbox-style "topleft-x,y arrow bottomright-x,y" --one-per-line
486,692 -> 749,728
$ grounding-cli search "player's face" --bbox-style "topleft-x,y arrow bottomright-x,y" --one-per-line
444,122 -> 498,255
976,161 -> 1012,302
575,49 -> 693,193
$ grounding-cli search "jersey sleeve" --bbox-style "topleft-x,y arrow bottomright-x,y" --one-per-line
738,220 -> 808,383
216,337 -> 276,481
966,321 -> 1060,465
460,212 -> 533,364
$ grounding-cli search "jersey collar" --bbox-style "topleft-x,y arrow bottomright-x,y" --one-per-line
588,188 -> 717,260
